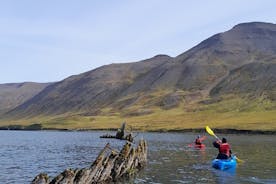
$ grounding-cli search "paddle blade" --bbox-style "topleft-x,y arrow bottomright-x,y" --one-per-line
205,126 -> 215,136
236,157 -> 244,163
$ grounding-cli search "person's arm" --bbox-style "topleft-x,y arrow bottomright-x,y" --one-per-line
213,140 -> 221,148
199,136 -> 207,141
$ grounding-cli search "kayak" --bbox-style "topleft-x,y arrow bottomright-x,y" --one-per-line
188,143 -> 206,149
212,156 -> 237,170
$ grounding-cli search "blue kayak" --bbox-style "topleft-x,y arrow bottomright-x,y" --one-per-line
212,156 -> 237,170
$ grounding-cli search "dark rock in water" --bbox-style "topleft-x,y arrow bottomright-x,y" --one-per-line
100,122 -> 134,142
31,140 -> 147,184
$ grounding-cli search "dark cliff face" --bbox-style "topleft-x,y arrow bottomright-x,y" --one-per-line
3,22 -> 276,118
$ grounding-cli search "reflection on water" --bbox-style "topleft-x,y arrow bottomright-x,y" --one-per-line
212,168 -> 236,184
0,131 -> 275,183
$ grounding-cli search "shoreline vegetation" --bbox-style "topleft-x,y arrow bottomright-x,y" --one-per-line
0,123 -> 275,134
2,93 -> 275,133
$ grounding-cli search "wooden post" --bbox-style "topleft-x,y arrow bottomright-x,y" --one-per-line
31,139 -> 147,184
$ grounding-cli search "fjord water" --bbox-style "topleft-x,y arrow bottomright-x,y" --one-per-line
0,131 -> 275,184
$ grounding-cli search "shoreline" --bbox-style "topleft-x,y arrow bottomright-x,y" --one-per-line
0,124 -> 275,135
165,128 -> 276,135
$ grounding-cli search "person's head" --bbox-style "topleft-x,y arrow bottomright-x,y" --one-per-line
197,135 -> 200,138
222,137 -> 227,143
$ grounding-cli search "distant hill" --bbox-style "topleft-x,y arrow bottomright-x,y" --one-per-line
0,82 -> 50,115
1,22 -> 276,131
5,55 -> 172,117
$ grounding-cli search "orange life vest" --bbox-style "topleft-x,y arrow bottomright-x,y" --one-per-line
219,143 -> 230,157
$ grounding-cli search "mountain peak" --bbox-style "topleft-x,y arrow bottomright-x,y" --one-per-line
232,21 -> 276,30
152,54 -> 172,59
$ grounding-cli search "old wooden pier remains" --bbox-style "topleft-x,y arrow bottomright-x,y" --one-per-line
32,138 -> 147,184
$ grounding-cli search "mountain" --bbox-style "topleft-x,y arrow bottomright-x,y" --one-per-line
1,22 -> 276,130
117,22 -> 276,94
6,55 -> 173,117
210,61 -> 276,99
0,82 -> 50,115
174,22 -> 276,89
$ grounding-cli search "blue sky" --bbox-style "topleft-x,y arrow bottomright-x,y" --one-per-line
0,0 -> 275,83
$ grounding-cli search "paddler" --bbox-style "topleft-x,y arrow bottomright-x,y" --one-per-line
195,135 -> 206,145
213,137 -> 232,159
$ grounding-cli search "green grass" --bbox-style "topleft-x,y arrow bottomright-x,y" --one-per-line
1,93 -> 275,131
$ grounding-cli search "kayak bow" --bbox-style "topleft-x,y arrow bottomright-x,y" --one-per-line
188,143 -> 206,149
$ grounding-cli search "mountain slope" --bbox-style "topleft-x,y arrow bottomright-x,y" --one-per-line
2,22 -> 276,127
122,22 -> 276,95
0,82 -> 50,115
173,22 -> 276,89
210,61 -> 276,99
6,55 -> 172,117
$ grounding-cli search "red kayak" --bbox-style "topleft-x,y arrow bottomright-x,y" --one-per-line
188,143 -> 206,149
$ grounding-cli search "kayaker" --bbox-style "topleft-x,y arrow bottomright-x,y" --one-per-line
195,135 -> 206,145
213,137 -> 232,159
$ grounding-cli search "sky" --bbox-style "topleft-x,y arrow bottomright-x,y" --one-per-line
0,0 -> 275,83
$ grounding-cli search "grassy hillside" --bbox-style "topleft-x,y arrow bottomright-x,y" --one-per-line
1,92 -> 275,131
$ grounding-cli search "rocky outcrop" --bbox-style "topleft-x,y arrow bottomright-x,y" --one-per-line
31,140 -> 147,184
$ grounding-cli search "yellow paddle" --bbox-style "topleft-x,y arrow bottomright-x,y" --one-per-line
206,126 -> 219,140
205,126 -> 244,163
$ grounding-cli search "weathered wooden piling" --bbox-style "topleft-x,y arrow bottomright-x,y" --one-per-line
31,139 -> 147,184
100,122 -> 134,142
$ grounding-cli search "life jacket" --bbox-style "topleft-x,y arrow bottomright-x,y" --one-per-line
195,138 -> 202,145
219,143 -> 230,157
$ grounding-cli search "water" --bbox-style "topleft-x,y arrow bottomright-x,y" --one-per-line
0,131 -> 275,184
138,133 -> 276,184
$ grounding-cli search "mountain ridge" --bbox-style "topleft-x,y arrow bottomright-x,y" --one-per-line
1,22 -> 275,130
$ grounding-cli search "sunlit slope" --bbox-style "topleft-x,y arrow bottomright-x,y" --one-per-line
2,91 -> 275,131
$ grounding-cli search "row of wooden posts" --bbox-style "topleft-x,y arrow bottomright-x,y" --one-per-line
31,123 -> 147,184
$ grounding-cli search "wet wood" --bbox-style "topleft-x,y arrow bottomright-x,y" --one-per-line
31,139 -> 147,184
100,122 -> 134,142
